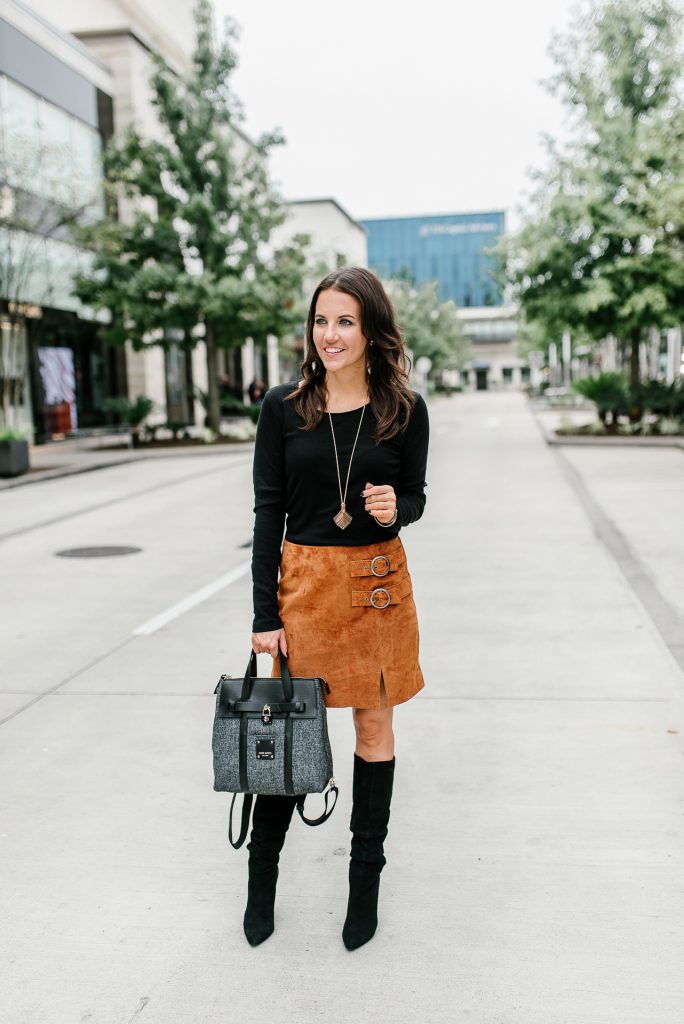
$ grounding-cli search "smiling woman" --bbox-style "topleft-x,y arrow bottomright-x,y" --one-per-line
243,265 -> 430,952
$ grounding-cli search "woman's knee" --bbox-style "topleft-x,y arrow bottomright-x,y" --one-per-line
353,710 -> 393,750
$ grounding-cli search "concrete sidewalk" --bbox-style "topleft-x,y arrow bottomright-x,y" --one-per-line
1,391 -> 683,1024
0,435 -> 255,490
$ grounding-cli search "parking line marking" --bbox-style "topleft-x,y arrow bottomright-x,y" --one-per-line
133,560 -> 251,636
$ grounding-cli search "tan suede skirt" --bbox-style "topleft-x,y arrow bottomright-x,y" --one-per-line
270,535 -> 424,709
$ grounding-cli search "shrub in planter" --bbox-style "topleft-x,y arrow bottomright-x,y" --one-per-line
0,427 -> 30,477
102,395 -> 156,447
571,373 -> 629,430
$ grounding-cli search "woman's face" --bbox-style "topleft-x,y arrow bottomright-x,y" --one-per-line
312,289 -> 368,376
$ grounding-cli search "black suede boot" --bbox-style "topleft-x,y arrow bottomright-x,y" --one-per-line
243,793 -> 298,947
342,753 -> 395,951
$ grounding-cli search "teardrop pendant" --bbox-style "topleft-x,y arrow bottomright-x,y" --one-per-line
333,503 -> 352,529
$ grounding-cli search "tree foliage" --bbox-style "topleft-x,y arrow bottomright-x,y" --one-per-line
74,0 -> 308,431
499,0 -> 684,385
384,278 -> 470,371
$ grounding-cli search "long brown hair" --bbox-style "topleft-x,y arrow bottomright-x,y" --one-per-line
286,266 -> 415,443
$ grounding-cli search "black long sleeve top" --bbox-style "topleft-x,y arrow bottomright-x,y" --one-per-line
251,381 -> 430,632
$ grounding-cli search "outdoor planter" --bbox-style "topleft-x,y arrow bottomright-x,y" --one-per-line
0,438 -> 29,477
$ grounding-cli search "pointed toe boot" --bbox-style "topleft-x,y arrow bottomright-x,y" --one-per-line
243,793 -> 298,947
342,754 -> 395,951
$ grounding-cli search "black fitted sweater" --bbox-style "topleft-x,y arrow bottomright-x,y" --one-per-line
251,381 -> 430,632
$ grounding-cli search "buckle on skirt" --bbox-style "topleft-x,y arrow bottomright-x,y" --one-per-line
370,555 -> 391,577
370,587 -> 391,609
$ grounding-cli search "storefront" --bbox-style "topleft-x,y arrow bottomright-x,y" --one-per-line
27,306 -> 126,441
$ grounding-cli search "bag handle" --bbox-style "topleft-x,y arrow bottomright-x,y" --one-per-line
240,650 -> 294,703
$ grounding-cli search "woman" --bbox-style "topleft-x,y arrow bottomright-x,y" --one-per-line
247,266 -> 429,951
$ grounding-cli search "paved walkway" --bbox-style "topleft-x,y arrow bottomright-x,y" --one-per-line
0,435 -> 254,491
1,391 -> 683,1023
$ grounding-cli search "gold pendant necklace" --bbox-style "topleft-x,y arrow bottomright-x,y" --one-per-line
329,404 -> 366,530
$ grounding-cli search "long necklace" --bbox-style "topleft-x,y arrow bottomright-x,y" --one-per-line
328,404 -> 366,530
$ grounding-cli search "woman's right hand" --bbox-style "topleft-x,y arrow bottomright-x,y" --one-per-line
251,628 -> 288,659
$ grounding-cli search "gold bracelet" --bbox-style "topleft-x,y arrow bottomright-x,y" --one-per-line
376,509 -> 398,528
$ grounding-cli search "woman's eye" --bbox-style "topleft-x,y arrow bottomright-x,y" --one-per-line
340,319 -> 352,326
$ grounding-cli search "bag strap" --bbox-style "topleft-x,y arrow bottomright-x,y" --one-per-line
227,784 -> 338,849
228,792 -> 253,849
296,782 -> 339,827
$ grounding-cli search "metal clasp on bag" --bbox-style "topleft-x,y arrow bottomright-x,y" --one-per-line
261,704 -> 272,725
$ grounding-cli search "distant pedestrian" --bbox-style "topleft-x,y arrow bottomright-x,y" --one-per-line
246,266 -> 429,950
248,378 -> 266,405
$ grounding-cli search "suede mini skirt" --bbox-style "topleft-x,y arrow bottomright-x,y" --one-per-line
271,535 -> 424,709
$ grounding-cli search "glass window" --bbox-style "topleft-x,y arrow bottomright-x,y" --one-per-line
2,78 -> 42,188
39,102 -> 74,203
502,367 -> 514,382
71,117 -> 102,200
1,77 -> 104,212
0,227 -> 49,305
521,366 -> 531,382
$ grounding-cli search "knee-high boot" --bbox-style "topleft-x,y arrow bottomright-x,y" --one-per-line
342,753 -> 395,951
243,793 -> 298,946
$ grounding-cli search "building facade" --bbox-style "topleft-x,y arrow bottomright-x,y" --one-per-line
0,0 -> 120,440
455,306 -> 534,391
29,0 -> 211,430
361,210 -> 505,307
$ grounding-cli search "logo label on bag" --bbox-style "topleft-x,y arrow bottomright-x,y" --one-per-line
256,739 -> 275,760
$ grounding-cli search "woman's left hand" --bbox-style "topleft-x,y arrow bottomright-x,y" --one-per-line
362,481 -> 397,524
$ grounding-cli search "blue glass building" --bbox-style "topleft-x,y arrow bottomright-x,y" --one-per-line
361,211 -> 505,307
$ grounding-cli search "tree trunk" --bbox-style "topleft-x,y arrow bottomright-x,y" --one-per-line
629,327 -> 641,389
205,320 -> 221,434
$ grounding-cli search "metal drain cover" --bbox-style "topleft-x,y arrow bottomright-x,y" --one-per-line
56,545 -> 142,558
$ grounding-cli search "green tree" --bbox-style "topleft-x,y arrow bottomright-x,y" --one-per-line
499,0 -> 684,387
74,0 -> 308,432
384,279 -> 470,371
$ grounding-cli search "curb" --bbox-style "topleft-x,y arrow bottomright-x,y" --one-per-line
530,409 -> 684,450
0,442 -> 255,491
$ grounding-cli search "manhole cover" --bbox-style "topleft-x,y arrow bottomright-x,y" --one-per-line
56,545 -> 142,558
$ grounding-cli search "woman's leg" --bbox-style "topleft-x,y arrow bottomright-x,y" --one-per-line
352,673 -> 394,760
243,794 -> 298,946
343,676 -> 396,950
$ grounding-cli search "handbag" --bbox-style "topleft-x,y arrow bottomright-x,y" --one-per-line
212,650 -> 338,848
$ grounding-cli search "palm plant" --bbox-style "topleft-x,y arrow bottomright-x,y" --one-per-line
571,373 -> 630,429
102,395 -> 156,447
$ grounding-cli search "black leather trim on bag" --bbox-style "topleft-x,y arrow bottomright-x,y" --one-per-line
239,715 -> 248,792
284,714 -> 294,796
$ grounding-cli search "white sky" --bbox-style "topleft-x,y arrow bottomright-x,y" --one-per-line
214,0 -> 585,231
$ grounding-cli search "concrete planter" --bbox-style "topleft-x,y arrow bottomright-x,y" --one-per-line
0,439 -> 30,477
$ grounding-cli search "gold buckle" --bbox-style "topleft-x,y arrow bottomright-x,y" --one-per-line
370,587 -> 391,609
370,554 -> 390,577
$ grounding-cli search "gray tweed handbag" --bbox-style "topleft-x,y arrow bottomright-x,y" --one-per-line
212,650 -> 338,848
